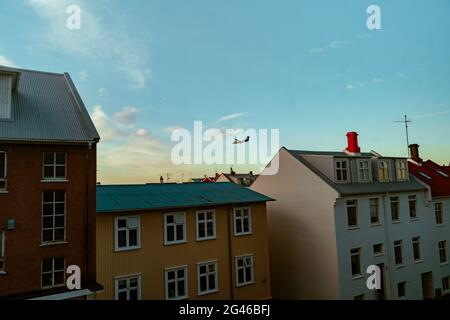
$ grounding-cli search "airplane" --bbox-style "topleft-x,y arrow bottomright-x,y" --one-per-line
233,136 -> 250,144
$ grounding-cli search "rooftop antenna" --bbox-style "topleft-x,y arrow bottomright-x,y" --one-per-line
394,115 -> 412,157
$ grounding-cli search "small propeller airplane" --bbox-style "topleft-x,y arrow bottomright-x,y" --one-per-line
233,136 -> 250,145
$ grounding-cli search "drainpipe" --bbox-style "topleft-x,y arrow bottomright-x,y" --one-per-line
382,192 -> 394,300
227,207 -> 234,300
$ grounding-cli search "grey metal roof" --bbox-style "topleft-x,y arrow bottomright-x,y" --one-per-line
0,66 -> 99,143
287,148 -> 427,196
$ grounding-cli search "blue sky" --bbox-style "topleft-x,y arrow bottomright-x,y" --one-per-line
1,0 -> 449,183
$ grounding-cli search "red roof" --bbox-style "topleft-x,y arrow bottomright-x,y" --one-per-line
408,160 -> 450,197
201,177 -> 215,183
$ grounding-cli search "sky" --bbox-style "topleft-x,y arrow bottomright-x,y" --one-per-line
0,0 -> 449,183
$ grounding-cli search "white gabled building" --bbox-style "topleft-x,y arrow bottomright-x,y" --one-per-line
251,132 -> 449,300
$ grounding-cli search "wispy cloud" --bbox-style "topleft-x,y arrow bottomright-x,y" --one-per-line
78,70 -> 88,80
114,106 -> 140,127
308,39 -> 352,54
371,78 -> 385,83
217,112 -> 247,122
412,110 -> 450,119
395,71 -> 407,78
97,87 -> 107,96
27,0 -> 150,89
0,54 -> 15,67
346,84 -> 355,90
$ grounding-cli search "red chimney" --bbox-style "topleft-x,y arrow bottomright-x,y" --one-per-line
346,131 -> 361,153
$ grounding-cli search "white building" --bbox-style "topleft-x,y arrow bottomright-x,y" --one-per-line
251,132 -> 450,299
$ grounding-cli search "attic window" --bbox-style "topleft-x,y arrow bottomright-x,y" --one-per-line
437,170 -> 449,178
0,74 -> 13,119
418,172 -> 432,180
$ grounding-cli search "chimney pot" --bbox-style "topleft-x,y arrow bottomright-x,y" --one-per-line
409,144 -> 422,163
346,131 -> 361,153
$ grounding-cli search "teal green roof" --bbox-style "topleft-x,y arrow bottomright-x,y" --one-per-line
97,182 -> 273,213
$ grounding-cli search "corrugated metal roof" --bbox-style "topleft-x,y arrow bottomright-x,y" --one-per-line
97,182 -> 274,213
287,149 -> 427,196
0,66 -> 99,143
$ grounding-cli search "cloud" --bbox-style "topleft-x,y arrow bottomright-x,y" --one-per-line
308,40 -> 352,54
0,54 -> 15,67
412,110 -> 450,119
98,87 -> 107,96
27,0 -> 150,89
395,71 -> 407,78
78,70 -> 88,80
371,78 -> 385,83
308,48 -> 325,54
218,112 -> 247,122
90,105 -> 124,142
346,84 -> 355,90
163,126 -> 183,134
113,106 -> 140,127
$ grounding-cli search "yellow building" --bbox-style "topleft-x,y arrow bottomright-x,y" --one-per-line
95,182 -> 273,300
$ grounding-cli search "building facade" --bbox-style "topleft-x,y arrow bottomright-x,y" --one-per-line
95,182 -> 272,300
0,66 -> 100,299
251,132 -> 449,299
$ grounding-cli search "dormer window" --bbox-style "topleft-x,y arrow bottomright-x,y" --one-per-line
396,160 -> 408,181
357,160 -> 370,182
0,75 -> 12,120
335,159 -> 349,182
378,160 -> 390,182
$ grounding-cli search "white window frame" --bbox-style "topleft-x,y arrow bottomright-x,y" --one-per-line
114,274 -> 142,300
390,196 -> 400,222
41,257 -> 65,289
435,203 -> 444,225
196,209 -> 216,241
43,152 -> 67,181
165,265 -> 188,300
0,231 -> 5,271
442,276 -> 450,293
378,160 -> 390,182
233,207 -> 252,236
350,247 -> 362,277
164,212 -> 187,245
412,236 -> 422,262
369,198 -> 380,225
42,190 -> 66,244
235,255 -> 254,287
439,241 -> 448,264
408,195 -> 418,220
394,240 -> 404,266
114,216 -> 141,252
357,160 -> 371,182
197,260 -> 219,296
0,151 -> 6,191
396,160 -> 408,181
335,159 -> 350,183
346,200 -> 359,228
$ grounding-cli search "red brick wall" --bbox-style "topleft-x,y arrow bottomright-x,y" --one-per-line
0,142 -> 97,298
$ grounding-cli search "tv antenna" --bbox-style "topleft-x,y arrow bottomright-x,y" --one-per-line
394,115 -> 412,157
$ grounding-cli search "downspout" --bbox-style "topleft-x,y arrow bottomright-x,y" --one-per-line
227,207 -> 234,300
381,192 -> 394,300
84,141 -> 93,290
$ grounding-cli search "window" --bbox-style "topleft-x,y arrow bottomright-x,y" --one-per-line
378,160 -> 390,182
390,197 -> 400,222
396,161 -> 408,180
350,248 -> 362,277
418,171 -> 432,180
234,207 -> 252,236
435,203 -> 444,225
412,236 -> 422,261
394,240 -> 404,266
0,231 -> 4,271
41,257 -> 65,288
43,152 -> 66,180
165,266 -> 188,300
197,261 -> 218,295
357,160 -> 370,182
42,190 -> 65,243
0,151 -> 6,191
369,198 -> 380,224
408,195 -> 418,219
196,210 -> 216,240
164,212 -> 186,245
115,275 -> 141,300
397,281 -> 407,298
437,170 -> 449,178
373,243 -> 384,256
442,276 -> 450,292
236,255 -> 254,287
346,200 -> 358,228
115,216 -> 140,251
335,160 -> 349,182
439,241 -> 448,264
